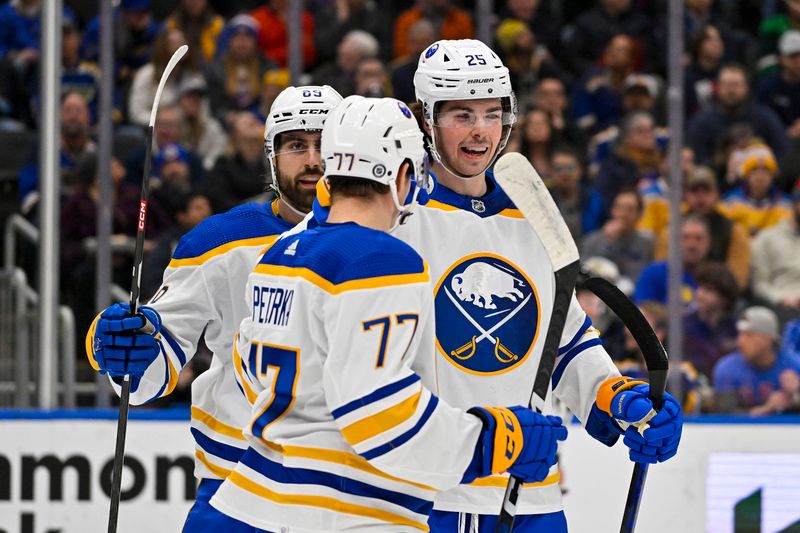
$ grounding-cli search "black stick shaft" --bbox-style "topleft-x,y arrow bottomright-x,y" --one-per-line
495,260 -> 581,533
107,124 -> 154,533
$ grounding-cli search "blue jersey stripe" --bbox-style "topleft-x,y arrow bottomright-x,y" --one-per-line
361,395 -> 439,461
331,374 -> 420,420
558,315 -> 592,355
239,449 -> 433,516
551,338 -> 604,389
160,325 -> 186,367
191,427 -> 246,463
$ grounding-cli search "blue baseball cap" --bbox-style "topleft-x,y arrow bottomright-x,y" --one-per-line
121,0 -> 151,11
154,143 -> 190,175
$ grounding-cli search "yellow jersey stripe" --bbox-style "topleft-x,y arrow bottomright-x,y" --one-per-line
228,470 -> 429,531
253,263 -> 430,294
425,200 -> 459,212
168,236 -> 280,268
192,406 -> 246,441
162,354 -> 180,397
85,312 -> 102,371
340,389 -> 422,446
195,449 -> 232,479
469,472 -> 560,488
233,340 -> 258,404
261,440 -> 435,492
498,208 -> 524,218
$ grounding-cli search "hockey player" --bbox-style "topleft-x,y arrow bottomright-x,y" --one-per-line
209,95 -> 569,532
86,85 -> 343,529
312,40 -> 684,531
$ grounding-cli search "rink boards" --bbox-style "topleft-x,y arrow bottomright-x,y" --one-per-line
0,410 -> 799,533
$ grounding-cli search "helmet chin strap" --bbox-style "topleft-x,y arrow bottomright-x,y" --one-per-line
268,157 -> 311,219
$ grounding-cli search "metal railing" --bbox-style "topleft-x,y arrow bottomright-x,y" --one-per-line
1,213 -> 82,407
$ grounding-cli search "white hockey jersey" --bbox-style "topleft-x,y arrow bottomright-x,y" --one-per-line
210,222 -> 485,533
389,171 -> 621,515
100,200 -> 294,480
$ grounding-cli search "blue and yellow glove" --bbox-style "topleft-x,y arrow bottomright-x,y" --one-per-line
462,406 -> 567,484
86,302 -> 162,392
588,376 -> 682,464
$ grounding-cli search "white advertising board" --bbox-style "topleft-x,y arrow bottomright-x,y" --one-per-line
1,413 -> 800,533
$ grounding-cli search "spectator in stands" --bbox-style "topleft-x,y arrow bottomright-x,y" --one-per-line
519,108 -> 559,180
595,111 -> 663,211
783,316 -> 800,360
531,77 -> 586,151
494,19 -> 564,105
634,214 -> 711,305
250,0 -> 316,68
81,0 -> 159,123
164,0 -> 225,65
254,68 -> 290,122
687,64 -> 787,166
757,31 -> 800,129
759,0 -> 800,72
176,77 -> 227,171
205,112 -> 266,213
124,105 -> 205,186
683,0 -> 754,67
142,190 -> 212,300
313,30 -> 378,97
683,166 -> 752,289
714,306 -> 800,415
353,57 -> 389,97
18,91 -> 95,216
685,24 -> 726,117
314,0 -> 391,65
391,18 -> 435,104
722,142 -> 792,234
636,146 -> 694,242
573,34 -> 641,136
549,147 -> 604,241
751,184 -> 800,318
0,1 -> 76,126
561,0 -> 650,76
206,14 -> 276,125
128,27 -> 205,127
683,262 -> 740,382
150,143 -> 198,219
59,15 -> 101,124
581,187 -> 653,283
393,0 -> 473,61
497,0 -> 558,57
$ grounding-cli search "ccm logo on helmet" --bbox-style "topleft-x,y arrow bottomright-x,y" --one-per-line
299,109 -> 329,115
467,78 -> 495,84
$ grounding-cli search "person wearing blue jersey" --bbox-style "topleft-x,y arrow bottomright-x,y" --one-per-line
399,40 -> 684,532
209,95 -> 569,532
85,85 -> 343,530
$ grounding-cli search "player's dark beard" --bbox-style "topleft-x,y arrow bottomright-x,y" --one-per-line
278,167 -> 322,213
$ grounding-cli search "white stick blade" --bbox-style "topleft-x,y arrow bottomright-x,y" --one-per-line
494,152 -> 579,271
148,44 -> 189,127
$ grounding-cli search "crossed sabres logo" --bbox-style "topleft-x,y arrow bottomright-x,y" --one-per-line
434,254 -> 540,375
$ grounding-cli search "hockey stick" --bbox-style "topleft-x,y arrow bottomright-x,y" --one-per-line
107,44 -> 188,533
492,153 -> 581,533
576,272 -> 669,533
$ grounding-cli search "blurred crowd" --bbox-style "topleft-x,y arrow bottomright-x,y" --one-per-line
1,0 -> 799,414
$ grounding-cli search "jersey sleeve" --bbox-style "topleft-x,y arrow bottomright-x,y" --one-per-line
550,294 -> 621,423
322,273 -> 483,491
110,259 -> 216,405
